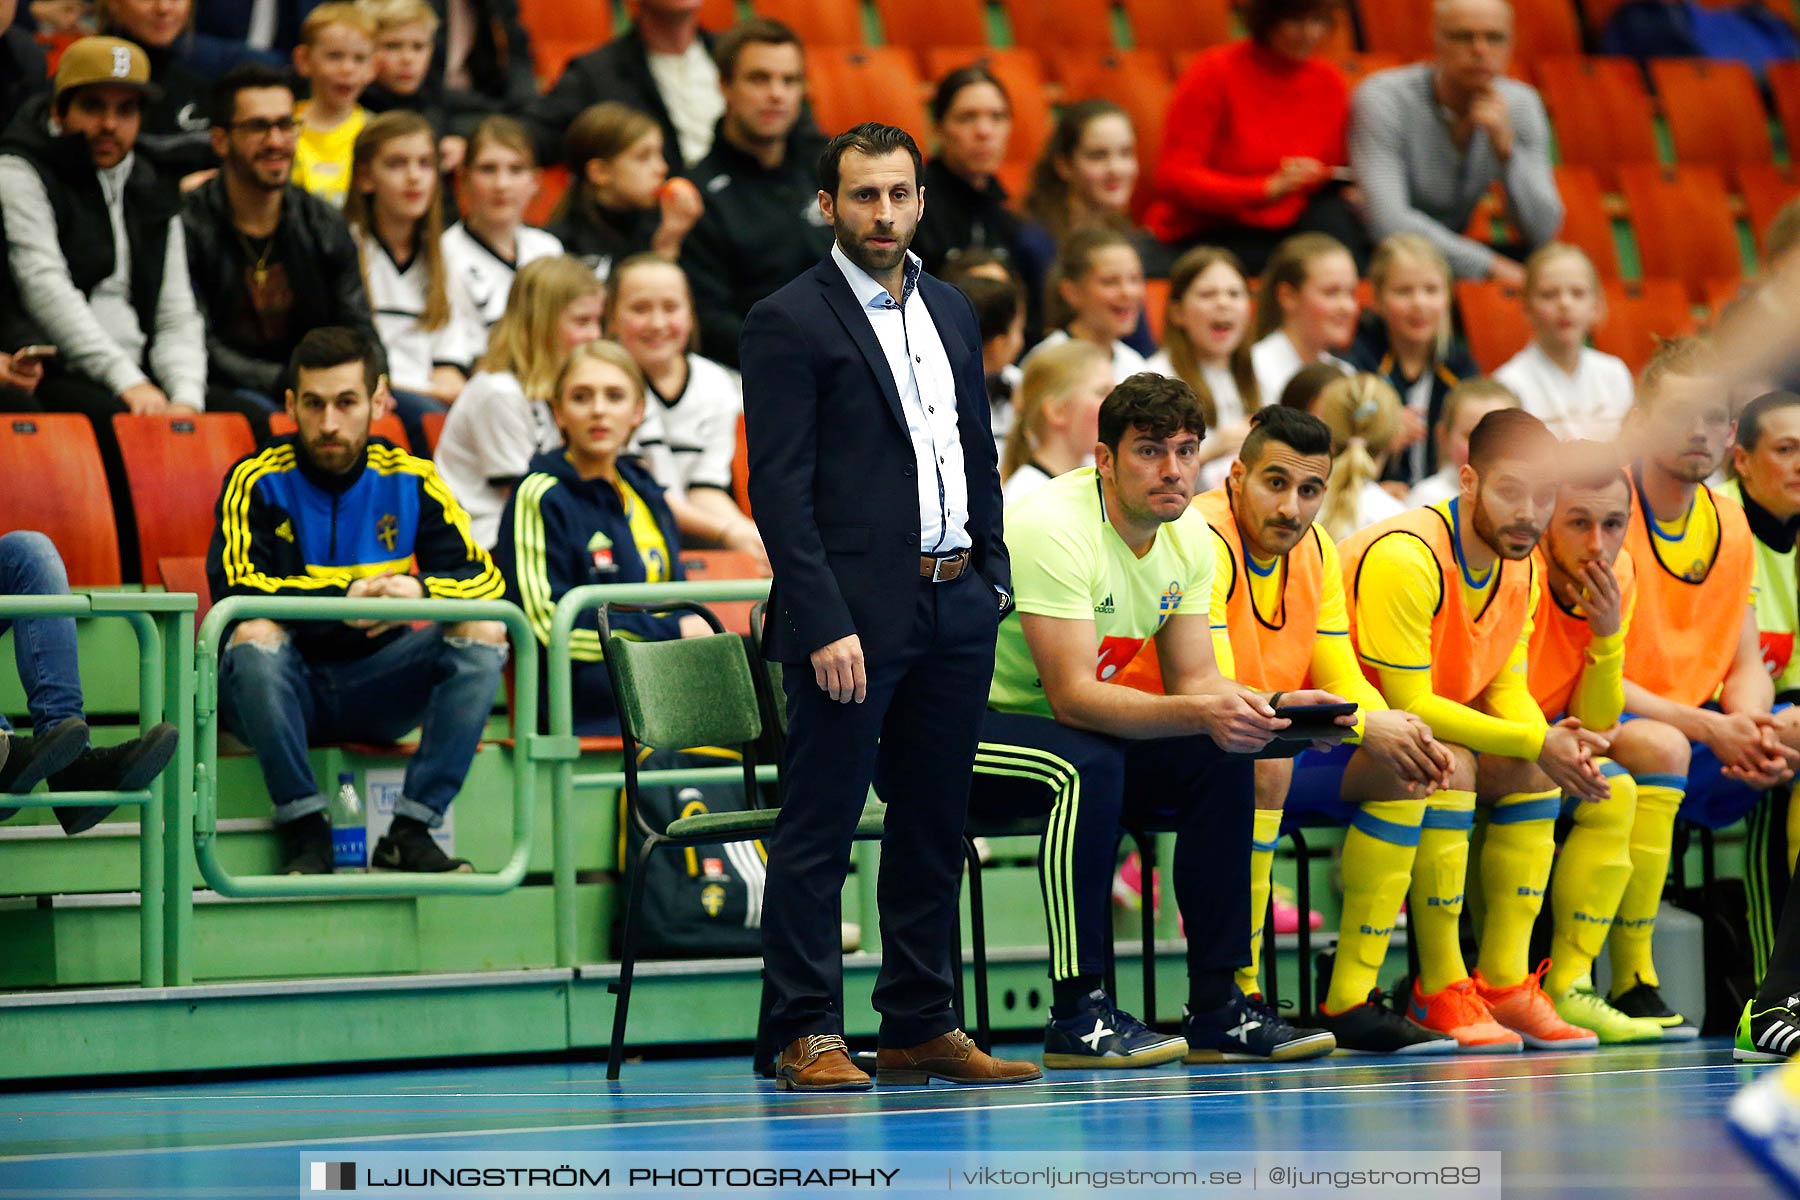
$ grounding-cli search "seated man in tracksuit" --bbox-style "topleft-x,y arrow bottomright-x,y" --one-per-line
208,325 -> 509,876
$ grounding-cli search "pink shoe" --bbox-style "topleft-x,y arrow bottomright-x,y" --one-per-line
1112,850 -> 1160,915
1271,884 -> 1324,934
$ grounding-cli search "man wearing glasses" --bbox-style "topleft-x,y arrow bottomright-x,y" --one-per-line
181,63 -> 382,436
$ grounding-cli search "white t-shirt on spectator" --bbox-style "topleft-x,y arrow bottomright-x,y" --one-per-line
647,41 -> 725,168
1147,348 -> 1249,490
1003,463 -> 1053,506
1494,342 -> 1634,442
433,369 -> 565,548
1030,328 -> 1149,385
1409,467 -> 1459,509
356,228 -> 487,394
1251,330 -> 1352,408
1345,478 -> 1409,534
628,354 -> 743,502
441,222 -> 564,329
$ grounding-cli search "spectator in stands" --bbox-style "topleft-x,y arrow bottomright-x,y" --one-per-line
528,0 -> 724,175
0,346 -> 48,412
1314,372 -> 1407,539
1278,360 -> 1347,412
0,0 -> 49,133
292,2 -> 376,209
0,35 -> 207,565
1147,246 -> 1261,490
607,253 -> 763,570
1349,0 -> 1561,285
0,532 -> 181,834
547,101 -> 704,279
678,18 -> 830,366
96,0 -> 215,179
210,324 -> 509,875
1408,376 -> 1520,507
999,338 -> 1111,503
184,65 -> 381,436
1601,0 -> 1800,82
435,254 -> 603,545
192,0 -> 309,77
1495,242 -> 1632,441
183,61 -> 379,437
442,115 -> 563,328
1029,227 -> 1149,383
1249,232 -> 1357,402
1146,0 -> 1365,276
1348,233 -> 1477,487
955,273 -> 1027,448
344,109 -> 486,442
1021,100 -> 1138,286
911,66 -> 1024,280
494,339 -> 707,733
361,0 -> 471,169
423,0 -> 538,119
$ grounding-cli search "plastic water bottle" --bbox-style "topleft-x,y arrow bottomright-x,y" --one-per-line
331,772 -> 366,872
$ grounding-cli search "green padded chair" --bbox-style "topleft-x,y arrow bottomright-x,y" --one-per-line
600,600 -> 883,1080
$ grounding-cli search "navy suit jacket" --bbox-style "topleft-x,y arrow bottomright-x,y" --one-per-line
742,254 -> 1009,666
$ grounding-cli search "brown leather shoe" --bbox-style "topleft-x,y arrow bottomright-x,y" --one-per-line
876,1029 -> 1043,1086
775,1034 -> 872,1092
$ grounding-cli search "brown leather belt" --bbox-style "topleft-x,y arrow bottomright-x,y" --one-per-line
920,549 -> 970,582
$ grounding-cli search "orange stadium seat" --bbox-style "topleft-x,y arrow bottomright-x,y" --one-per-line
1552,165 -> 1622,279
873,0 -> 990,55
112,413 -> 256,586
1143,277 -> 1170,340
1049,50 -> 1173,219
1511,0 -> 1584,58
1333,51 -> 1405,85
1769,63 -> 1800,165
268,412 -> 413,452
807,47 -> 930,145
1003,0 -> 1116,55
1535,56 -> 1660,190
1119,0 -> 1234,55
1739,163 -> 1800,256
1362,0 -> 1578,62
1356,0 -> 1436,59
1650,59 -> 1773,184
921,48 -> 1055,173
527,164 -> 569,228
420,411 -> 447,457
1705,275 -> 1749,321
700,0 -> 741,30
680,550 -> 769,636
1594,277 -> 1698,374
0,414 -> 120,587
1581,0 -> 1628,33
733,412 -> 752,518
1619,164 -> 1746,298
1454,279 -> 1532,374
158,555 -> 216,625
517,0 -> 610,84
755,0 -> 866,46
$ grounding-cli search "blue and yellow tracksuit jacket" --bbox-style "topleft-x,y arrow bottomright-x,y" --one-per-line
206,435 -> 504,659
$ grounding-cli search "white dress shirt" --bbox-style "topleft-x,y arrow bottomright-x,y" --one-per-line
832,243 -> 970,555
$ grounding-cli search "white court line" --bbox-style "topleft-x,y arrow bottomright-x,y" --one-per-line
0,1060 -> 1725,1164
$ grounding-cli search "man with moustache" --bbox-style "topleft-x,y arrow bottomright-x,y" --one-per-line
1340,408 -> 1612,1051
742,122 -> 1036,1092
183,64 -> 382,437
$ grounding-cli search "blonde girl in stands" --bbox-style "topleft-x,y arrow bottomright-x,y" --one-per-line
1314,372 -> 1407,540
1000,338 -> 1112,504
432,256 -> 604,546
442,116 -> 565,330
1147,245 -> 1261,490
1249,231 -> 1358,404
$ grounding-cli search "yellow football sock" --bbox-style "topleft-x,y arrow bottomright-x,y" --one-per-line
1476,789 -> 1561,989
1239,808 -> 1284,996
1787,780 -> 1800,876
1782,1055 -> 1800,1102
1410,789 -> 1477,995
1609,777 -> 1685,994
1324,798 -> 1426,1015
1547,766 -> 1637,997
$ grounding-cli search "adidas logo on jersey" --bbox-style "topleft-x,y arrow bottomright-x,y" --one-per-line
1096,594 -> 1115,614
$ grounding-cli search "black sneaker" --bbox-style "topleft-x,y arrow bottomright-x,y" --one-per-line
0,718 -> 90,821
49,722 -> 180,835
1181,987 -> 1337,1063
276,811 -> 334,875
1320,988 -> 1459,1055
372,815 -> 473,873
1738,995 -> 1800,1062
1042,989 -> 1188,1069
1611,975 -> 1699,1041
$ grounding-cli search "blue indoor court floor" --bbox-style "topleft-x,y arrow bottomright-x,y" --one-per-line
0,1038 -> 1785,1198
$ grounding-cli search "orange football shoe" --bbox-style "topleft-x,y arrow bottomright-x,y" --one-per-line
1407,976 -> 1524,1053
1473,960 -> 1599,1051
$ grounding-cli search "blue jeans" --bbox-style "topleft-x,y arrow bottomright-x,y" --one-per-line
0,531 -> 84,736
218,624 -> 504,826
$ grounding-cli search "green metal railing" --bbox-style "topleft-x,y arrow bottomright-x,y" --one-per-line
544,579 -> 774,968
0,591 -> 195,986
192,596 -> 543,902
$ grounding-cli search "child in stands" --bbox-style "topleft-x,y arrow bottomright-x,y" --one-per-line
1495,242 -> 1633,441
1029,227 -> 1149,383
1250,232 -> 1357,403
442,116 -> 565,329
292,2 -> 376,209
1148,246 -> 1260,490
549,101 -> 705,280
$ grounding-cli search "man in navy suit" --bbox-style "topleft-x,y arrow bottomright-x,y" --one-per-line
741,122 -> 1040,1092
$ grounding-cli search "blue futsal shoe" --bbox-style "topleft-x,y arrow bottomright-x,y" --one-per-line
1042,989 -> 1188,1069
